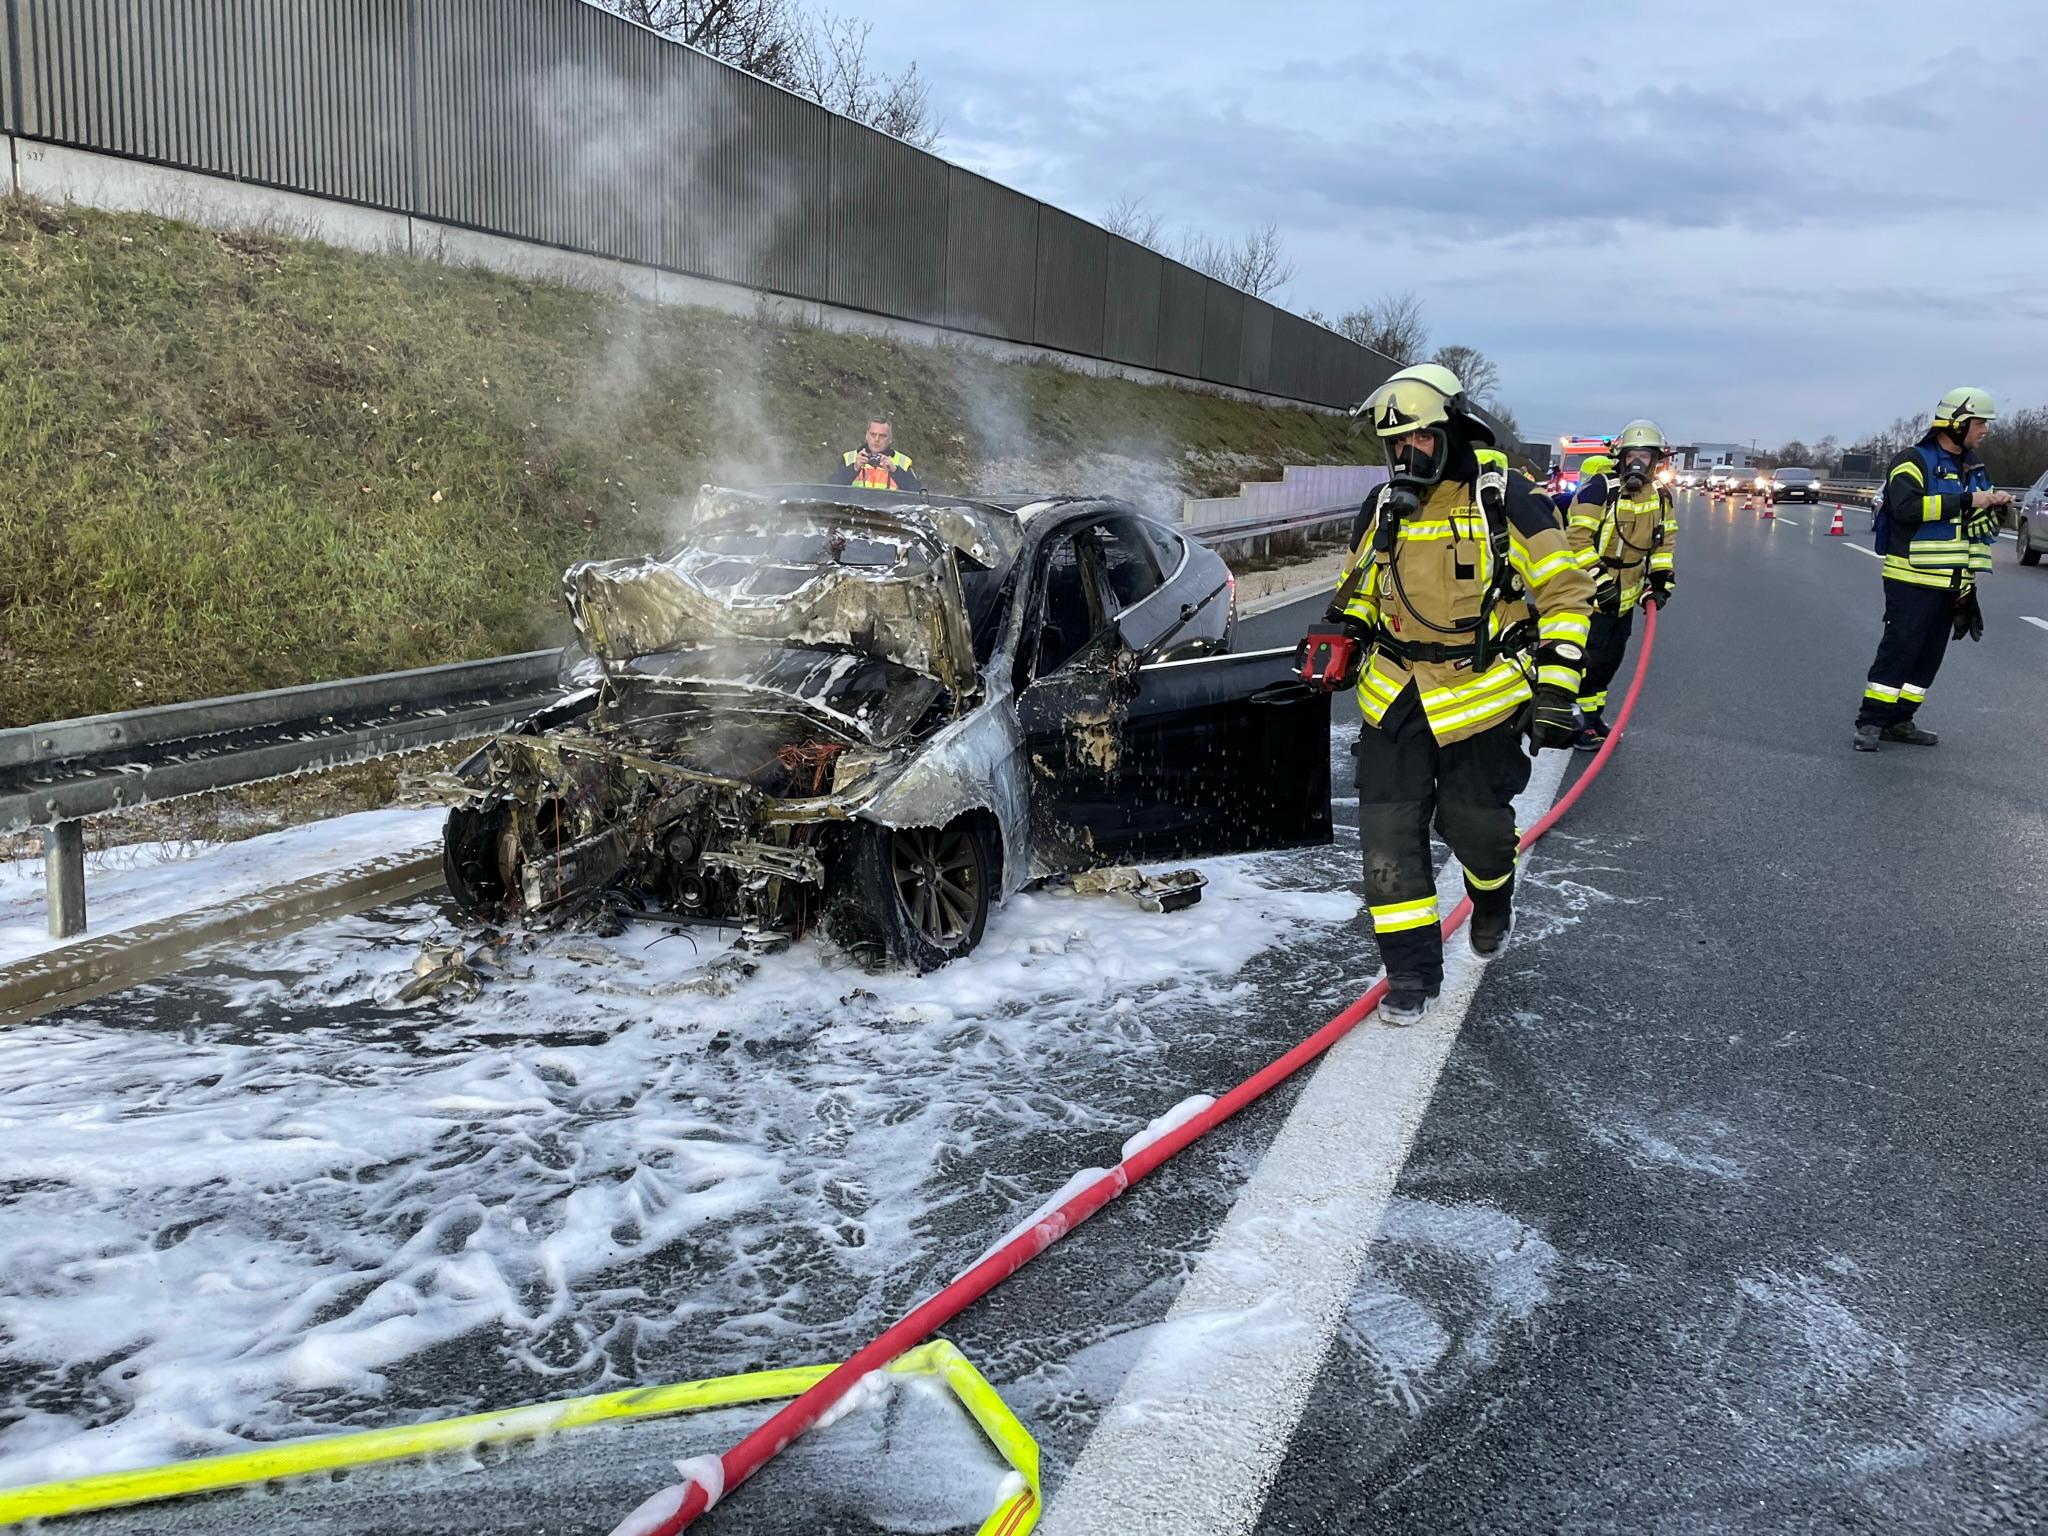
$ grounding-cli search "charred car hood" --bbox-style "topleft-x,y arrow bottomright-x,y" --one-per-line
565,492 -> 1016,703
610,646 -> 946,748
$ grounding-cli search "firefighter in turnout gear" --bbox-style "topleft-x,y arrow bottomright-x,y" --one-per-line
1314,364 -> 1595,1025
1854,387 -> 2005,751
830,418 -> 923,491
1566,419 -> 1678,750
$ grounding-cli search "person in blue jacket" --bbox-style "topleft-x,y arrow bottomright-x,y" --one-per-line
1853,388 -> 2008,751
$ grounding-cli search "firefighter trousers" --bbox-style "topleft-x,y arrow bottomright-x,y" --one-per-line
1576,606 -> 1635,718
1353,705 -> 1529,994
1857,578 -> 1953,729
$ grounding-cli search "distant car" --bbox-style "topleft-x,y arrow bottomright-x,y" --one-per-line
1770,467 -> 1820,503
2017,469 -> 2048,566
441,484 -> 1329,970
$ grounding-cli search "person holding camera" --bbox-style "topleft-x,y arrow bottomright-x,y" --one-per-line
830,418 -> 923,491
1853,387 -> 2005,752
1296,364 -> 1594,1025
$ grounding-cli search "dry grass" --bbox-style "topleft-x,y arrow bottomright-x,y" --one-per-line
0,195 -> 1356,728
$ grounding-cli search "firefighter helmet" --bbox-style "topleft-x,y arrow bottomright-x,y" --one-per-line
1932,387 -> 1997,431
1614,419 -> 1668,454
1613,418 -> 1668,491
1354,364 -> 1494,489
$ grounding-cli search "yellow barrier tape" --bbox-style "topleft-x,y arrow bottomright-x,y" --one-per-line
0,1338 -> 1038,1534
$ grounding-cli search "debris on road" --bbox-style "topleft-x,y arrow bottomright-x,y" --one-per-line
1068,865 -> 1208,913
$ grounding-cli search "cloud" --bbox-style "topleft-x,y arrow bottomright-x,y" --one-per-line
858,0 -> 2048,442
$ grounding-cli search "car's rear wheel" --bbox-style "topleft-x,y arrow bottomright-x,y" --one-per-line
2020,518 -> 2042,566
833,815 -> 993,972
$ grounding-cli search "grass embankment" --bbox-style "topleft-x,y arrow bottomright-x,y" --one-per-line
0,197 -> 1355,727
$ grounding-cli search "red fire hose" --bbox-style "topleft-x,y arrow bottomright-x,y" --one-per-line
624,607 -> 1660,1534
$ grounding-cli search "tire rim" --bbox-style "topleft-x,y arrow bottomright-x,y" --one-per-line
891,824 -> 982,947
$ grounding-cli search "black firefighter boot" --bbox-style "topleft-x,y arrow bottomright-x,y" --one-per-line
1853,724 -> 1882,752
1881,719 -> 1938,746
1469,883 -> 1514,958
1378,978 -> 1439,1026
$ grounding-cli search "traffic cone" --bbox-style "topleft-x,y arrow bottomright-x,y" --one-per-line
1827,506 -> 1845,536
1762,499 -> 1774,519
1742,495 -> 1753,511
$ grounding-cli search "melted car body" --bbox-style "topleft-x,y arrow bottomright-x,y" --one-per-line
443,485 -> 1330,970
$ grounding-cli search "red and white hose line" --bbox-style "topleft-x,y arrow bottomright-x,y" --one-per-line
625,606 -> 1661,1534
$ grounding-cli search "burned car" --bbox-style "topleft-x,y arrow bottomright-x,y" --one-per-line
443,485 -> 1330,970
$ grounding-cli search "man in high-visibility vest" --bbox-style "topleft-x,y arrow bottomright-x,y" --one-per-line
1853,387 -> 2006,751
1566,419 -> 1677,750
1305,364 -> 1594,1025
830,419 -> 923,491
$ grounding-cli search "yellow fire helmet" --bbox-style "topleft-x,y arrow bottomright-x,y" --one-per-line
1354,363 -> 1494,441
1932,387 -> 1997,430
1613,419 -> 1668,455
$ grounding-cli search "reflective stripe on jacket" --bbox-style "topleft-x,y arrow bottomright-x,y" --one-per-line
1333,474 -> 1594,746
1880,438 -> 1993,589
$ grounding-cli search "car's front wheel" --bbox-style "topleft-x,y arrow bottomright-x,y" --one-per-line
833,815 -> 994,972
2020,518 -> 2042,566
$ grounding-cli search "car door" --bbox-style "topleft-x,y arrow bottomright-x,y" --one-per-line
1015,516 -> 1330,871
1012,518 -> 1141,869
1110,644 -> 1331,861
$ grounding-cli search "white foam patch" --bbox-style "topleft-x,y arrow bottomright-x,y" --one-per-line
1120,1094 -> 1217,1163
672,1452 -> 725,1509
608,1481 -> 687,1536
0,808 -> 446,965
0,849 -> 1357,1488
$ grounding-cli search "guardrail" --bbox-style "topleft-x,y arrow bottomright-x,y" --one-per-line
1181,503 -> 1357,558
2,651 -> 566,938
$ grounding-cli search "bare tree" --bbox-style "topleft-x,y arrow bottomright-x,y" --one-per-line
1175,221 -> 1296,299
1101,194 -> 1167,252
1980,405 -> 2048,487
594,0 -> 805,83
1430,344 -> 1501,406
590,0 -> 942,148
1315,292 -> 1428,363
788,12 -> 943,148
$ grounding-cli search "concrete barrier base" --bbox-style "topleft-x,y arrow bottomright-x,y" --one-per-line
8,140 -> 1339,415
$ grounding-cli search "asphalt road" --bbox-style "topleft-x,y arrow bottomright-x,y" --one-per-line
18,500 -> 2048,1534
1252,493 -> 2048,1533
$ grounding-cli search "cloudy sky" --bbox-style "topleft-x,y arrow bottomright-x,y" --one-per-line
850,0 -> 2048,449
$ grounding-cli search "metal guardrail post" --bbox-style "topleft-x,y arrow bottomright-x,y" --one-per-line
44,820 -> 85,939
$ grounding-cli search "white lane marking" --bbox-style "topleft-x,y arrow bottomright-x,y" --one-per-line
1044,748 -> 1574,1536
1774,518 -> 1802,526
1845,543 -> 1882,559
2023,617 -> 2048,634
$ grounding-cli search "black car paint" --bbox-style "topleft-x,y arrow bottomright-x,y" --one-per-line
1012,504 -> 1330,868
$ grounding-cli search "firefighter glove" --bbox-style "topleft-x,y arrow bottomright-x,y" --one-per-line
1594,569 -> 1620,612
1526,684 -> 1578,753
1953,585 -> 1985,642
1643,575 -> 1673,610
1963,505 -> 2003,541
